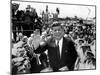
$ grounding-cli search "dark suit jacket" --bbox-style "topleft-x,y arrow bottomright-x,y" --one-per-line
35,37 -> 78,71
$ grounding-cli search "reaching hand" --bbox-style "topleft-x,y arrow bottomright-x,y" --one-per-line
40,67 -> 53,72
59,66 -> 69,71
32,34 -> 41,49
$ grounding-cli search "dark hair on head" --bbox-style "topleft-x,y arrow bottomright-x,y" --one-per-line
86,51 -> 94,58
52,22 -> 61,27
79,39 -> 84,43
51,22 -> 64,29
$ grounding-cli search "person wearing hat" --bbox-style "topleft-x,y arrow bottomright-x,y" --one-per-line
35,22 -> 78,72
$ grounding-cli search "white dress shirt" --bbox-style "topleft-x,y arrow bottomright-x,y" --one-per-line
55,38 -> 63,58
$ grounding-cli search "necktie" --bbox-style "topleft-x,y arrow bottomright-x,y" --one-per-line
56,41 -> 60,60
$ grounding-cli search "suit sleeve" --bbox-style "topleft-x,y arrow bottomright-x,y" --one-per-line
34,44 -> 48,54
67,40 -> 78,70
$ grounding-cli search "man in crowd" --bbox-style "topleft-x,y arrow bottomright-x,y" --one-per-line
34,22 -> 78,72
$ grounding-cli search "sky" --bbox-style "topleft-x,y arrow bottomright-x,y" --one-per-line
12,1 -> 95,19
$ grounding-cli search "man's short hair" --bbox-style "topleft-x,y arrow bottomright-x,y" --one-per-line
51,22 -> 64,29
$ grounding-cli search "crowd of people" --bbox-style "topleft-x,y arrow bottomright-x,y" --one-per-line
12,4 -> 42,40
11,3 -> 96,75
64,21 -> 96,70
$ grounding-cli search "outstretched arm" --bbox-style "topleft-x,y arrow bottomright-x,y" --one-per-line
34,42 -> 48,54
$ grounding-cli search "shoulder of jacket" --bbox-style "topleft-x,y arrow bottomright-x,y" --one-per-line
64,36 -> 75,45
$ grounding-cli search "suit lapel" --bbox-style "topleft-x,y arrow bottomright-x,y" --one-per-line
61,37 -> 68,59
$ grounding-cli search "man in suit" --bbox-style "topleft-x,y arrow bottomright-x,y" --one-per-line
34,22 -> 78,72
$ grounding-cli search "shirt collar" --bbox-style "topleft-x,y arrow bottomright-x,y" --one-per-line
55,38 -> 63,45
